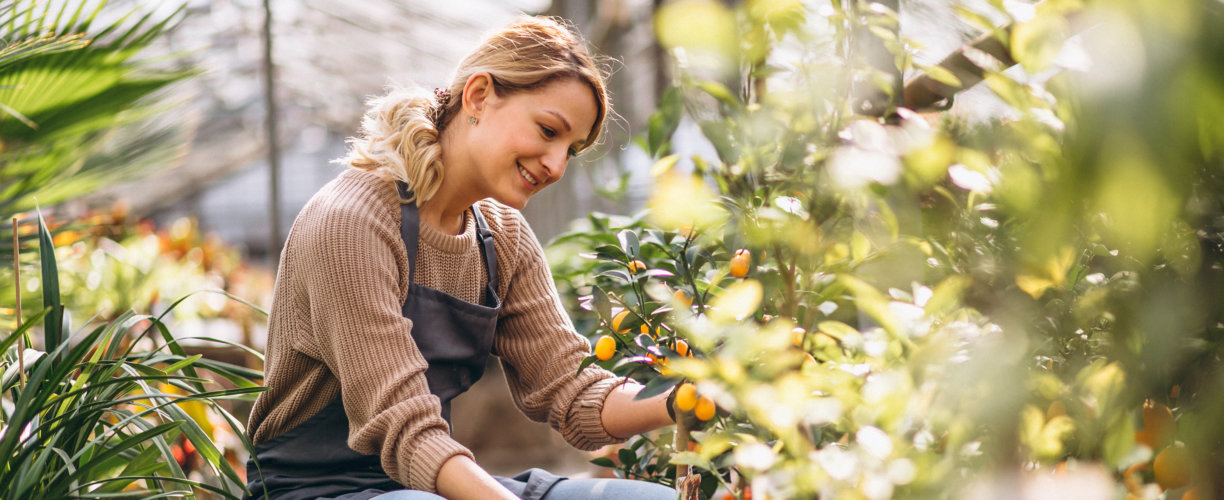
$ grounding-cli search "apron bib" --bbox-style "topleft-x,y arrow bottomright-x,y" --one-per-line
244,183 -> 561,499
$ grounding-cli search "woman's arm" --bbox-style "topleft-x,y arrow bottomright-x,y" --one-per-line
599,381 -> 673,439
435,455 -> 519,500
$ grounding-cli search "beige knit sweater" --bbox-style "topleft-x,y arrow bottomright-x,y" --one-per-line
247,168 -> 623,493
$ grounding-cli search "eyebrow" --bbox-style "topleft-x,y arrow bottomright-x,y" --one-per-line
545,110 -> 587,148
545,110 -> 572,133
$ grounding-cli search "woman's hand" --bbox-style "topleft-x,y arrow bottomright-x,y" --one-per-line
435,455 -> 519,500
600,381 -> 673,439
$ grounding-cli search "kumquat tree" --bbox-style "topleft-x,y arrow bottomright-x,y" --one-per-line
550,0 -> 1224,498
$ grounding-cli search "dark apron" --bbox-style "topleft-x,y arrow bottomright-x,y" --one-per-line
244,183 -> 562,499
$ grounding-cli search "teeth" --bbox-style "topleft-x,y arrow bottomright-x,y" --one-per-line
518,165 -> 539,186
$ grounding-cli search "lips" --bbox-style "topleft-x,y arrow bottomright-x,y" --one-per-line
517,163 -> 540,186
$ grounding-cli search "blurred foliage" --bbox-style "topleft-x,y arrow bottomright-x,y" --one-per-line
1,212 -> 265,498
0,1 -> 270,497
0,0 -> 194,262
550,0 -> 1224,498
41,203 -> 273,329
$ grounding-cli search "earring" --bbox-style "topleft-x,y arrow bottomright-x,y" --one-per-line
469,115 -> 477,125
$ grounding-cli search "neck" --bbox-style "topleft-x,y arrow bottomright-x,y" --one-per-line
419,127 -> 477,235
418,193 -> 472,236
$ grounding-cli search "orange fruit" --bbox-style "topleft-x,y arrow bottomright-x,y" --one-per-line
1153,445 -> 1191,490
1134,429 -> 1155,450
640,323 -> 663,337
675,339 -> 690,357
729,249 -> 751,278
695,395 -> 716,421
1046,400 -> 1067,421
611,310 -> 632,333
1182,487 -> 1201,500
674,289 -> 693,308
594,335 -> 617,361
674,383 -> 698,412
628,259 -> 647,274
1142,399 -> 1176,449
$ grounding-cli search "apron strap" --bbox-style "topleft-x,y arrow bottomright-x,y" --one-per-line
470,205 -> 500,307
396,181 -> 500,307
395,182 -> 422,284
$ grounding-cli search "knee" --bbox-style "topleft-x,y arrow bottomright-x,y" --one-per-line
369,490 -> 447,500
545,478 -> 675,500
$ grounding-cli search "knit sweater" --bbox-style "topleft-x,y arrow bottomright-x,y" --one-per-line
246,168 -> 624,493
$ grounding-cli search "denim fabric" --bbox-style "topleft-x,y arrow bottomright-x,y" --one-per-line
368,477 -> 675,500
542,478 -> 676,500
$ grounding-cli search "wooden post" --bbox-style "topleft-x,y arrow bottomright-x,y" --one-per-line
673,401 -> 700,499
261,0 -> 282,268
900,11 -> 1086,113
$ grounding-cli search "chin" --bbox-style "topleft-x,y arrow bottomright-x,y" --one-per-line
493,194 -> 530,210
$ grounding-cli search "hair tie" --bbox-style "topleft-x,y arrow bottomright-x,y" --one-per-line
430,87 -> 452,124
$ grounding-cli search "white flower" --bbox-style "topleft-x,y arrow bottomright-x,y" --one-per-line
948,163 -> 994,192
735,443 -> 777,471
857,426 -> 894,460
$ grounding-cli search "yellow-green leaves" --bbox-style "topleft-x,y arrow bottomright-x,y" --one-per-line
1091,141 -> 1180,263
1015,245 -> 1075,299
1010,10 -> 1070,74
1020,404 -> 1076,459
709,279 -> 764,323
655,0 -> 738,75
646,172 -> 729,235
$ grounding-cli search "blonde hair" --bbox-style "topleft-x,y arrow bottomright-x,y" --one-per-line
342,16 -> 610,206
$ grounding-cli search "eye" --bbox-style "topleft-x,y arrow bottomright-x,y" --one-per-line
567,147 -> 579,158
540,125 -> 557,139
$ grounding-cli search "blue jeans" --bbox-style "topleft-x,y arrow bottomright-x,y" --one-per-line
370,477 -> 675,500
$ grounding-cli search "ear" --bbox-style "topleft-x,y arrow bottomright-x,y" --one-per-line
461,72 -> 496,118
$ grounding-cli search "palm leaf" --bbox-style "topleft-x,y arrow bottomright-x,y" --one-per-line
0,0 -> 194,264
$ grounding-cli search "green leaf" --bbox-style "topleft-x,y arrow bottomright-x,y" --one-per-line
1010,13 -> 1068,74
635,376 -> 676,400
592,286 -> 613,322
618,447 -> 639,467
816,320 -> 861,342
924,275 -> 972,318
646,87 -> 683,157
36,209 -> 63,354
696,80 -> 739,108
590,456 -> 615,468
669,451 -> 715,471
576,355 -> 597,375
618,229 -> 640,259
651,154 -> 680,177
597,268 -> 632,282
922,64 -> 963,89
594,244 -> 629,262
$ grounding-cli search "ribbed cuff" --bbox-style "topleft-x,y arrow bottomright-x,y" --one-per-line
566,376 -> 629,451
406,428 -> 474,493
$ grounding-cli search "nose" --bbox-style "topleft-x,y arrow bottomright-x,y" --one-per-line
541,145 -> 569,183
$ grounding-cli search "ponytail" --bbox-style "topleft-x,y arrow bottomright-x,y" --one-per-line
341,87 -> 447,206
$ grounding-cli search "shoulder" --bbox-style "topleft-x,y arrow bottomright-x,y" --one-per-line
287,168 -> 406,262
298,168 -> 402,235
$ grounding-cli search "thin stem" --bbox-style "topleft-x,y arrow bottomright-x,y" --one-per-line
13,217 -> 24,390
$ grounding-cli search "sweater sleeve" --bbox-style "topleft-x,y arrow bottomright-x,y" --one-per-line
301,198 -> 472,492
493,215 -> 627,451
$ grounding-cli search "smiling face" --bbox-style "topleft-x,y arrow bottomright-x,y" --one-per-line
456,76 -> 599,210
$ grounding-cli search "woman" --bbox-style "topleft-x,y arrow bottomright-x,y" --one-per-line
244,16 -> 678,500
